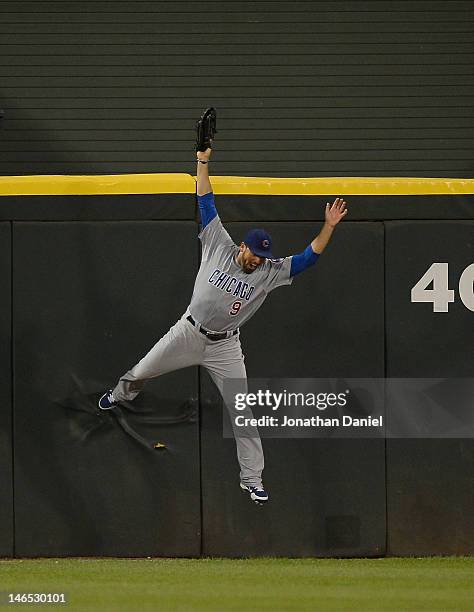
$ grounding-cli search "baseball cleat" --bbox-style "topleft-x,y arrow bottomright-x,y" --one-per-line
98,389 -> 118,410
240,482 -> 269,505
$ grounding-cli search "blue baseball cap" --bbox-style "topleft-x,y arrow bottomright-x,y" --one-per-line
243,228 -> 274,259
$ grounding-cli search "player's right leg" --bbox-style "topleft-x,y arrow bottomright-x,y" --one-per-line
98,315 -> 205,409
202,336 -> 268,504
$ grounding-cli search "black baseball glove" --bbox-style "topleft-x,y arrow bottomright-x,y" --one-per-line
195,107 -> 217,152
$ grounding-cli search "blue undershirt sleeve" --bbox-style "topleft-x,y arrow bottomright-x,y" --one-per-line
198,192 -> 218,228
290,244 -> 320,277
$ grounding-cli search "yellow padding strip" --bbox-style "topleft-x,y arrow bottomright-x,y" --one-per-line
209,176 -> 474,196
0,173 -> 195,196
0,174 -> 473,197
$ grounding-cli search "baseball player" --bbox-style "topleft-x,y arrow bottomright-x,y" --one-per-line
99,108 -> 348,505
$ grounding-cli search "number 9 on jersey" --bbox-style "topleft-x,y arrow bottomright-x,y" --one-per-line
229,300 -> 242,316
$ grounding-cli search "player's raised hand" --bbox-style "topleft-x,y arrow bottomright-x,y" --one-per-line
325,197 -> 348,227
197,147 -> 212,162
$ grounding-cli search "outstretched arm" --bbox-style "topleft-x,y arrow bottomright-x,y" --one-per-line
290,197 -> 348,276
196,147 -> 217,227
197,147 -> 212,196
311,197 -> 348,254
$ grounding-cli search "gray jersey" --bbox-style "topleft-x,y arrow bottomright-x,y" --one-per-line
188,215 -> 293,332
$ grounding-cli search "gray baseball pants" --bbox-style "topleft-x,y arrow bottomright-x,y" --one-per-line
112,312 -> 264,488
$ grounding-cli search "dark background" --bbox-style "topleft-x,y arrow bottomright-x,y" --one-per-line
0,223 -> 12,557
385,222 -> 474,555
0,194 -> 472,557
0,0 -> 474,177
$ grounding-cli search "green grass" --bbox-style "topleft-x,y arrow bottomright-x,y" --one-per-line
0,557 -> 473,611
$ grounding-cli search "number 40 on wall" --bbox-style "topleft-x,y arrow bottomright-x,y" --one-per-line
411,263 -> 474,312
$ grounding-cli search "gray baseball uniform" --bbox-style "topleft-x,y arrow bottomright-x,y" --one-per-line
113,212 -> 293,488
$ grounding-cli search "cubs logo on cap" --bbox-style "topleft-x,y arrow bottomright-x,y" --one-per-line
243,229 -> 274,259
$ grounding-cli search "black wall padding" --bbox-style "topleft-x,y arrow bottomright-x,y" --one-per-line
386,221 -> 474,555
0,223 -> 13,556
232,222 -> 385,379
13,221 -> 201,557
0,194 -> 195,222
0,193 -> 473,223
200,222 -> 386,556
6,202 -> 473,557
215,195 -> 474,223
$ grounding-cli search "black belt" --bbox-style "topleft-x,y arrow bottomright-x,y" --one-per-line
186,315 -> 238,341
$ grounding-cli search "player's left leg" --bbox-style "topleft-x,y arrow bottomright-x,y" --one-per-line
99,314 -> 205,409
202,335 -> 268,504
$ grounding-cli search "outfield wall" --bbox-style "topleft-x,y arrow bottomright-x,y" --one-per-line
0,174 -> 472,557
